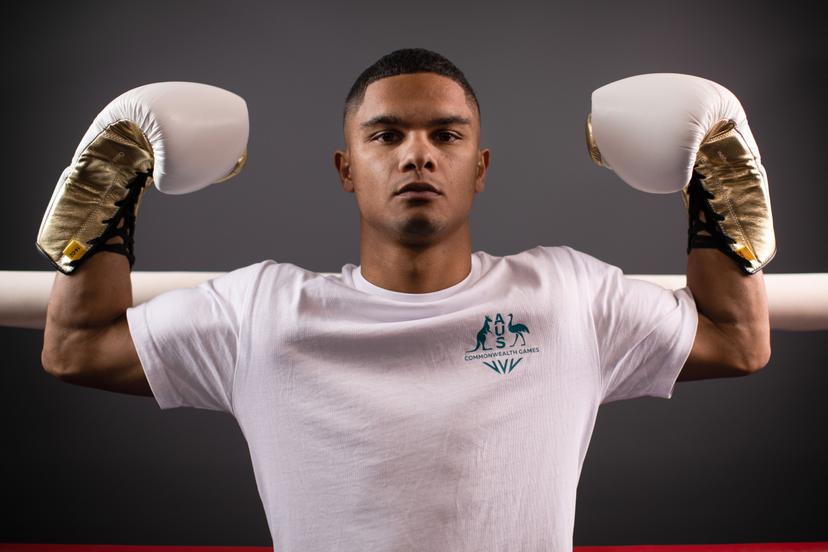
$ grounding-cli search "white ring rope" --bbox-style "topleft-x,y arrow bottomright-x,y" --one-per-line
0,271 -> 826,331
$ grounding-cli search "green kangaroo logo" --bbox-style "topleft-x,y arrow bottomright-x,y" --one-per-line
466,315 -> 493,352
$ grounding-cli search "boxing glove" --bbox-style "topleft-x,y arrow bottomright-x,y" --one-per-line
36,82 -> 249,274
585,73 -> 775,274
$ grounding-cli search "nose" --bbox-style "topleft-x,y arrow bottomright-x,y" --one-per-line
398,131 -> 436,174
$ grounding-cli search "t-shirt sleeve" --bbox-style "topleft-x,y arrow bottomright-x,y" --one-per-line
125,262 -> 264,413
567,247 -> 698,404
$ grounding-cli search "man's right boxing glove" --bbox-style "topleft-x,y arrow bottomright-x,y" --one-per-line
36,82 -> 249,274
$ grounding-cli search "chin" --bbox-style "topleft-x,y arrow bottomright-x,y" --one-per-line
395,216 -> 442,245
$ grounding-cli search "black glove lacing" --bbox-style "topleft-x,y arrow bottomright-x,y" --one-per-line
69,170 -> 152,270
686,169 -> 750,271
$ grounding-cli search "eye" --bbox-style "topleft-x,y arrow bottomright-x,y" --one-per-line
372,131 -> 400,144
435,131 -> 460,143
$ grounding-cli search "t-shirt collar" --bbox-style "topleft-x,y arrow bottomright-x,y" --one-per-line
353,254 -> 480,302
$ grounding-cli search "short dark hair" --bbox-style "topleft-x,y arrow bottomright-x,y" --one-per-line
343,48 -> 481,127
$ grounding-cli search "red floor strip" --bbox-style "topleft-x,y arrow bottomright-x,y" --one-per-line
0,543 -> 826,552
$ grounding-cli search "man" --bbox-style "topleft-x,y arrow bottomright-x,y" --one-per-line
39,48 -> 771,550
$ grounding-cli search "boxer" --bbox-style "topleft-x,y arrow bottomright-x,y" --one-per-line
38,49 -> 771,550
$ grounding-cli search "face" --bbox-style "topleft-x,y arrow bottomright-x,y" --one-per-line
334,73 -> 490,247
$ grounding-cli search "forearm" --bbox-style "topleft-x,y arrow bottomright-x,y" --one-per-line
43,242 -> 132,371
687,247 -> 771,371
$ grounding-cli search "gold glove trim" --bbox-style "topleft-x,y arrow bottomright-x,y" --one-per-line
686,119 -> 776,274
213,150 -> 248,184
36,120 -> 154,274
585,113 -> 604,166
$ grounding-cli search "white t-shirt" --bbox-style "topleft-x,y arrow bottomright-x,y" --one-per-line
126,245 -> 697,551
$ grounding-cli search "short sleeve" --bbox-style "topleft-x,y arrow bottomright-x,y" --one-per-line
568,248 -> 698,404
125,262 -> 264,413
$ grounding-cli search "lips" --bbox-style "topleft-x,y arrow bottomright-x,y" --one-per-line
395,182 -> 441,195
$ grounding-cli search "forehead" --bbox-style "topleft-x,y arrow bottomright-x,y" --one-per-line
353,73 -> 476,126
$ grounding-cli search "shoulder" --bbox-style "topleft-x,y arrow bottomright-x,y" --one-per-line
201,259 -> 307,301
511,244 -> 616,276
204,260 -> 273,291
217,259 -> 312,283
230,259 -> 338,297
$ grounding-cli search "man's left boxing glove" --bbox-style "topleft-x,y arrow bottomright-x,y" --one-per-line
36,82 -> 249,274
585,73 -> 775,274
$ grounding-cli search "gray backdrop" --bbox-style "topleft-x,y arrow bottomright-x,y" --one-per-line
3,0 -> 826,546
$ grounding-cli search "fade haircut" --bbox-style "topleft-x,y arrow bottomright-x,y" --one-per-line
343,48 -> 481,128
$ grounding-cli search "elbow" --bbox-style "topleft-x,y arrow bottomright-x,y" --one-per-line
725,319 -> 771,375
41,348 -> 83,381
41,348 -> 67,379
41,323 -> 92,381
741,342 -> 772,374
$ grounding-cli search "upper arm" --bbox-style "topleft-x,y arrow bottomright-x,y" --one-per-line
677,310 -> 753,382
46,313 -> 153,397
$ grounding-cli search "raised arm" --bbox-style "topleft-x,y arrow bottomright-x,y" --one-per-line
38,82 -> 249,394
586,73 -> 775,380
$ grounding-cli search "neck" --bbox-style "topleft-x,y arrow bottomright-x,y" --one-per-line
358,222 -> 473,294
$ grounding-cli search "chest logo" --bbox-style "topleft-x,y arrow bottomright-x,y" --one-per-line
464,312 -> 541,374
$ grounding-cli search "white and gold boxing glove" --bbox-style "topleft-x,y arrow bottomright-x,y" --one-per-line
36,82 -> 249,274
585,73 -> 775,274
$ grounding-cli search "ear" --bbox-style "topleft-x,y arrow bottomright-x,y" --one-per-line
334,149 -> 354,193
474,148 -> 490,193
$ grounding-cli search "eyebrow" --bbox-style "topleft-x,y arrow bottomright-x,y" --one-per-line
360,114 -> 472,129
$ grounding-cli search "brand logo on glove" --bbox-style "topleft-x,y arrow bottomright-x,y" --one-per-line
62,239 -> 87,261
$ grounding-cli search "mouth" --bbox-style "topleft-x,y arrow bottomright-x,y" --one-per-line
394,182 -> 442,198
